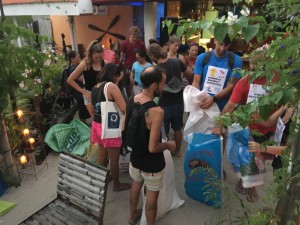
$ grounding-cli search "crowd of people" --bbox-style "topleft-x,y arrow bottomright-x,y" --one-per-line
61,26 -> 293,225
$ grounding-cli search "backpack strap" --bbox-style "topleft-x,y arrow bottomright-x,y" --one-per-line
202,51 -> 235,70
202,51 -> 211,68
228,51 -> 235,70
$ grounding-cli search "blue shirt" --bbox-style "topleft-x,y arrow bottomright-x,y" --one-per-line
131,62 -> 152,87
194,50 -> 242,111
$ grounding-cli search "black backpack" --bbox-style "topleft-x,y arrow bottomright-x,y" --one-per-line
60,67 -> 74,96
121,97 -> 157,155
202,51 -> 235,69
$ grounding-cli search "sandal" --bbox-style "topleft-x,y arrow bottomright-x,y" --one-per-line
128,209 -> 142,225
113,183 -> 131,192
235,179 -> 246,195
246,187 -> 258,202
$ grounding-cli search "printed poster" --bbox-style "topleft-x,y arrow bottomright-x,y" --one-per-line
203,66 -> 228,95
246,84 -> 267,103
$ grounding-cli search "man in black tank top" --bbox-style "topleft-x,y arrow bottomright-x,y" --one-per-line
125,66 -> 176,225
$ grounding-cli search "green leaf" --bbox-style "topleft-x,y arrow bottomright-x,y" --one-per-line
200,21 -> 212,31
214,23 -> 228,44
235,16 -> 249,27
176,25 -> 184,38
191,21 -> 199,30
168,23 -> 174,35
215,16 -> 226,24
186,29 -> 195,40
270,91 -> 283,104
242,24 -> 260,43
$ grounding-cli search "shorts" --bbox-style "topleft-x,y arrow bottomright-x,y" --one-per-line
161,103 -> 184,134
91,121 -> 122,148
83,90 -> 92,105
129,163 -> 163,192
74,93 -> 91,120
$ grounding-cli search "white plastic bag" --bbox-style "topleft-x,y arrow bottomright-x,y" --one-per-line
140,151 -> 185,225
183,85 -> 220,135
119,149 -> 130,173
101,82 -> 124,139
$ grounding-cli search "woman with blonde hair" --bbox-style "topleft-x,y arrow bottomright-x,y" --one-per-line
67,41 -> 106,117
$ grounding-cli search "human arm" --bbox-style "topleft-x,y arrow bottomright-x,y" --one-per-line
248,141 -> 286,155
251,105 -> 287,127
201,77 -> 240,109
147,107 -> 176,153
67,61 -> 88,96
212,101 -> 237,135
192,74 -> 201,89
282,107 -> 294,124
108,83 -> 126,114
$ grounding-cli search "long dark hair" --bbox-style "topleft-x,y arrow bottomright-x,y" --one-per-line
136,49 -> 152,64
68,50 -> 77,68
97,63 -> 119,83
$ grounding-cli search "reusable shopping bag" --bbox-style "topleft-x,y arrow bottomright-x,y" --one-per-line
101,82 -> 124,139
44,119 -> 90,156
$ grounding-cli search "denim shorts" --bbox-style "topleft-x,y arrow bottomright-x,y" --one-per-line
161,103 -> 184,134
129,163 -> 163,192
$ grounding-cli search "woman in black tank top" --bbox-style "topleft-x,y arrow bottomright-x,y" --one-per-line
67,41 -> 105,116
90,63 -> 130,192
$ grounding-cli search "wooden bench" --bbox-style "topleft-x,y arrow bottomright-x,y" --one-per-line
20,153 -> 109,225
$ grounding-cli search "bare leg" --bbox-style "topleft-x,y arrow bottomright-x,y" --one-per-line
174,130 -> 182,156
107,147 -> 130,191
145,190 -> 159,225
98,144 -> 108,167
129,181 -> 143,224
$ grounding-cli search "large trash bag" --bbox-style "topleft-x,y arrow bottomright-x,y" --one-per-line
140,151 -> 185,225
184,133 -> 223,208
44,119 -> 90,156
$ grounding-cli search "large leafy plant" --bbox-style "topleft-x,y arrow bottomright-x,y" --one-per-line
164,0 -> 300,224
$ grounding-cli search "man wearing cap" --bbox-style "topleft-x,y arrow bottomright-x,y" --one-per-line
147,43 -> 193,157
192,35 -> 243,112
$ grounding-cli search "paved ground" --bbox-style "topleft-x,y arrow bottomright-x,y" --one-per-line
0,117 -> 275,225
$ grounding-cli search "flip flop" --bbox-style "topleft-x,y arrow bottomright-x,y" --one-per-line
113,183 -> 131,192
246,187 -> 258,202
128,209 -> 142,225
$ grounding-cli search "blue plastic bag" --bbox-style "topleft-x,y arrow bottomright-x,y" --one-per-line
184,133 -> 222,208
227,124 -> 265,188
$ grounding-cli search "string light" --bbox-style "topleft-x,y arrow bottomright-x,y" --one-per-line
23,129 -> 29,136
20,155 -> 28,165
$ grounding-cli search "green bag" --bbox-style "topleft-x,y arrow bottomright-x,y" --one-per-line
44,119 -> 90,156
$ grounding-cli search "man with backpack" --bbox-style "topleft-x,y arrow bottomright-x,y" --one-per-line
192,35 -> 243,112
124,66 -> 176,225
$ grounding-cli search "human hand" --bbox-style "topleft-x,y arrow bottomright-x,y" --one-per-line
248,141 -> 263,153
83,89 -> 91,99
212,127 -> 222,136
201,96 -> 214,109
167,140 -> 176,152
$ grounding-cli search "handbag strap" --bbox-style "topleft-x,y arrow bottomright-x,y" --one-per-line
103,82 -> 111,102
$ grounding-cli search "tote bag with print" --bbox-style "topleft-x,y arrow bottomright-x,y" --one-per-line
101,82 -> 123,139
